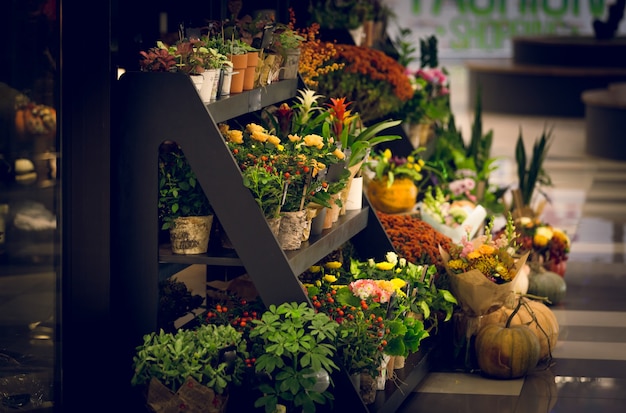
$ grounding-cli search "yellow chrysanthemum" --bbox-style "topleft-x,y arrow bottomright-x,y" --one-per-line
288,134 -> 301,142
447,259 -> 467,271
478,244 -> 495,255
323,274 -> 338,283
467,250 -> 482,260
324,261 -> 342,269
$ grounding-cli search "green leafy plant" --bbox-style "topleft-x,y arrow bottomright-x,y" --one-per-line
514,126 -> 554,209
241,162 -> 285,219
157,278 -> 204,333
308,0 -> 374,30
426,88 -> 506,214
249,302 -> 339,413
158,142 -> 213,230
131,324 -> 249,395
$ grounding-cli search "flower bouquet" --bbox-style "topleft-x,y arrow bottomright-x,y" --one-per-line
511,217 -> 570,277
419,186 -> 487,243
439,215 -> 529,367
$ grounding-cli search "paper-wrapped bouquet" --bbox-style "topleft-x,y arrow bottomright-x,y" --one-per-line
420,186 -> 487,244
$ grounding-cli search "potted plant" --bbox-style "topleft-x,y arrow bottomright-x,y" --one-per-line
131,323 -> 248,413
139,39 -> 209,91
248,302 -> 340,413
364,147 -> 428,214
269,23 -> 305,80
158,141 -> 214,254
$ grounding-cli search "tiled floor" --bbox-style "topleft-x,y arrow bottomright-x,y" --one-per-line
396,62 -> 626,412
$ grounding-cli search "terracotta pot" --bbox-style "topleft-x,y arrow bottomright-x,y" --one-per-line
230,69 -> 245,94
227,53 -> 247,70
243,66 -> 255,90
246,51 -> 260,68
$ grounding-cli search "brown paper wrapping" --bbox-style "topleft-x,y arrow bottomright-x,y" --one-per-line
439,245 -> 530,338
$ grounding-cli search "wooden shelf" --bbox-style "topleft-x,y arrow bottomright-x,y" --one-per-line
112,70 -> 425,413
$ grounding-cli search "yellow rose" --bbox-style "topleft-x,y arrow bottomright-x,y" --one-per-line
227,130 -> 243,144
246,123 -> 265,134
218,123 -> 230,134
332,148 -> 346,160
323,274 -> 338,283
251,130 -> 269,142
478,244 -> 495,255
309,265 -> 322,273
303,134 -> 324,149
267,135 -> 281,146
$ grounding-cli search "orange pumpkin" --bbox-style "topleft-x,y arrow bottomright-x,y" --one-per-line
475,322 -> 540,379
366,177 -> 418,214
14,103 -> 57,141
481,298 -> 558,362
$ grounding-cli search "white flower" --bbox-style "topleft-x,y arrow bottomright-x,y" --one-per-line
386,251 -> 398,265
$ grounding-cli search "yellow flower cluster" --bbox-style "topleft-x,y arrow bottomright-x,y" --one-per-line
447,245 -> 515,282
297,24 -> 345,88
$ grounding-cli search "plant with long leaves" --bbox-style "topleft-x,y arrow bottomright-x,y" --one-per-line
514,126 -> 554,208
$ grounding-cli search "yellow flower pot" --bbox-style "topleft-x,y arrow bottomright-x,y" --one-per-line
367,177 -> 418,214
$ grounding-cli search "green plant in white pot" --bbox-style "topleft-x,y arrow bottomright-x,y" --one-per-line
158,141 -> 214,254
131,323 -> 248,412
249,302 -> 339,413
